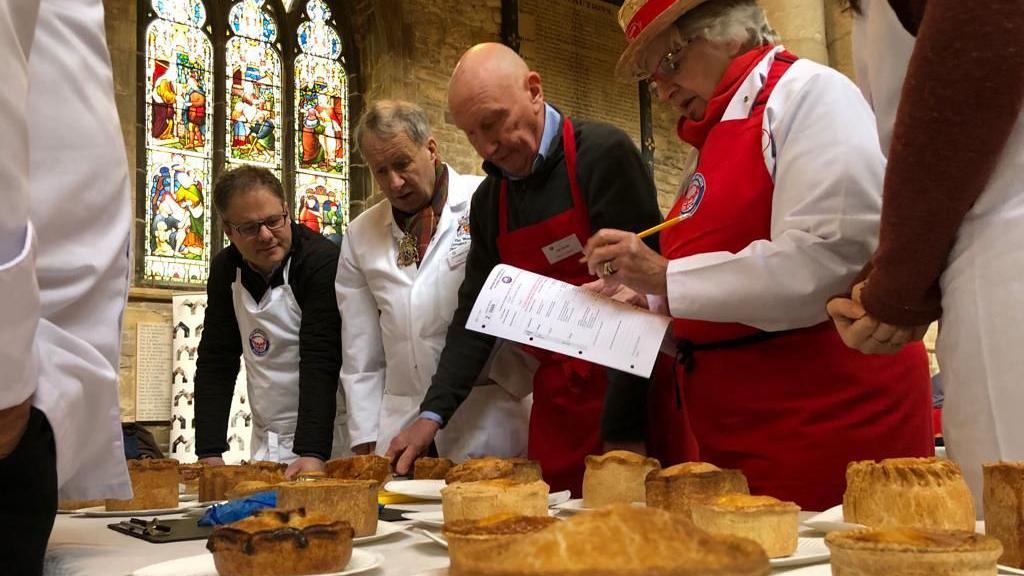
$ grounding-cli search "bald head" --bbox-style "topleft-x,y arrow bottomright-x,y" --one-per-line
447,43 -> 547,177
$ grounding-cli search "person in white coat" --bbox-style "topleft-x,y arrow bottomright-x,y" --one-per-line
827,0 -> 1024,507
0,0 -> 132,572
194,167 -> 348,478
338,100 -> 532,462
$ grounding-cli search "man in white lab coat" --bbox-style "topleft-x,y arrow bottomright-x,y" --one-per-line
0,1 -> 132,573
337,100 -> 532,461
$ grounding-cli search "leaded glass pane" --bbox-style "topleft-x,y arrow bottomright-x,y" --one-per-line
143,3 -> 213,285
294,173 -> 347,243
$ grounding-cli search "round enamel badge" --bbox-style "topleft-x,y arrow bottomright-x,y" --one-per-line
248,328 -> 271,357
679,172 -> 706,217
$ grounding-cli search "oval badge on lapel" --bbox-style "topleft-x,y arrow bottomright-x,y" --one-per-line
249,328 -> 271,357
679,172 -> 706,217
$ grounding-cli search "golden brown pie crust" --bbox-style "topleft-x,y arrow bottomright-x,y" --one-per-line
105,458 -> 179,511
324,455 -> 391,484
583,451 -> 661,508
644,462 -> 750,521
691,494 -> 800,558
843,458 -> 975,531
454,503 -> 770,576
444,514 -> 560,575
441,479 -> 549,523
199,461 -> 286,502
826,527 -> 1002,576
414,457 -> 455,480
983,461 -> 1024,568
445,457 -> 543,484
206,508 -> 353,576
276,478 -> 379,537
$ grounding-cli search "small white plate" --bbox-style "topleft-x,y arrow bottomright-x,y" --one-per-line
353,520 -> 410,544
75,502 -> 200,517
418,528 -> 449,548
403,509 -> 559,528
132,549 -> 384,576
384,479 -> 445,500
769,537 -> 830,568
1000,565 -> 1024,575
774,564 -> 830,576
553,499 -> 645,513
547,490 -> 572,507
801,505 -> 864,533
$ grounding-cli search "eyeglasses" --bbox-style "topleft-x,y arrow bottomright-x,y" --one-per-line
640,38 -> 694,82
225,213 -> 288,238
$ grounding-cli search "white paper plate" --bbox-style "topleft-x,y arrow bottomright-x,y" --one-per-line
1000,565 -> 1024,575
353,520 -> 410,544
76,501 -> 201,517
774,564 -> 830,576
403,509 -> 559,528
769,537 -> 830,568
547,490 -> 572,506
132,549 -> 384,576
553,499 -> 646,513
384,479 -> 445,500
801,505 -> 863,533
418,528 -> 449,548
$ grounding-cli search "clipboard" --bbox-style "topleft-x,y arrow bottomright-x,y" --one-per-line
107,517 -> 213,543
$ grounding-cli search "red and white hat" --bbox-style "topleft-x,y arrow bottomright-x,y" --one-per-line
615,0 -> 710,81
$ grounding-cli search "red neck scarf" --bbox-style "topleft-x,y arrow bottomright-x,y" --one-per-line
678,45 -> 774,149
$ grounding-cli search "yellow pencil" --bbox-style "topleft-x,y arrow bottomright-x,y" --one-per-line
637,212 -> 692,239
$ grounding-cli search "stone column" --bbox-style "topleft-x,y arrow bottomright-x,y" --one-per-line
760,0 -> 829,65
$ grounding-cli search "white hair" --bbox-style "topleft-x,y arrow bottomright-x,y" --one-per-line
355,100 -> 433,151
675,0 -> 779,52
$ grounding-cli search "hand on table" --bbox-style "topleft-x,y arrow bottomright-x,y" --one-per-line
827,282 -> 929,355
285,456 -> 325,479
581,229 -> 669,296
386,418 -> 440,476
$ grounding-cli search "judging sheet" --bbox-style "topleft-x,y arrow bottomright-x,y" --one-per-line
467,264 -> 671,377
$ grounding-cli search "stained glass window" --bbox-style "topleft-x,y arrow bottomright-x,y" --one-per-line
225,0 -> 282,171
144,0 -> 213,284
294,0 -> 349,240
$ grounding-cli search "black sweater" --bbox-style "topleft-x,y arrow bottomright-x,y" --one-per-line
420,115 -> 664,441
195,223 -> 341,460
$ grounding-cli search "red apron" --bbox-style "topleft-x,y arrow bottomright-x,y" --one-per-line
496,117 -> 606,496
661,48 -> 934,511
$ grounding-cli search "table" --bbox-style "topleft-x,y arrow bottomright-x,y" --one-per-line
45,509 -> 826,576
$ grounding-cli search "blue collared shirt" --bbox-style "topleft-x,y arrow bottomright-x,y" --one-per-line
505,103 -> 561,180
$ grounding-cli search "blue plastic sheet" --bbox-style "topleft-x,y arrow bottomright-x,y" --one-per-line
198,491 -> 277,526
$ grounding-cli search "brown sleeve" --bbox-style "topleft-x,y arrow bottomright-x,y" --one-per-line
859,0 -> 1024,325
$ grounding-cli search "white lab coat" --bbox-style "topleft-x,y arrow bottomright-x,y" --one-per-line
0,0 -> 131,500
337,165 -> 533,461
853,0 -> 1024,506
663,47 -> 888,332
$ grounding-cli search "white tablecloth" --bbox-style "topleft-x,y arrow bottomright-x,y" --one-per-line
45,509 -> 825,576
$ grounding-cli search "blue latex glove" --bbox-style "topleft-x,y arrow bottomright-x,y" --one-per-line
198,491 -> 277,526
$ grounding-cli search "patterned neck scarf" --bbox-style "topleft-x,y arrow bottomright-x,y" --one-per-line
395,160 -> 448,267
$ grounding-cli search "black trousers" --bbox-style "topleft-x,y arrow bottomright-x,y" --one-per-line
0,408 -> 57,576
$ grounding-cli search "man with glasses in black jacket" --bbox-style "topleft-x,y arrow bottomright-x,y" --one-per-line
195,166 -> 347,478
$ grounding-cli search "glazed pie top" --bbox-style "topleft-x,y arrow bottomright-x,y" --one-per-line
324,455 -> 391,483
585,450 -> 660,470
443,513 -> 559,537
206,508 -> 353,553
454,503 -> 770,576
826,527 -> 1001,554
445,457 -> 543,484
656,462 -> 721,476
699,494 -> 800,514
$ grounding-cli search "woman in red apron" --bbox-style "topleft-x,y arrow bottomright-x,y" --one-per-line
496,117 -> 607,496
584,0 -> 934,511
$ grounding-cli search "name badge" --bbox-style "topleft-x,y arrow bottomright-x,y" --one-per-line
448,241 -> 470,268
542,234 -> 584,265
